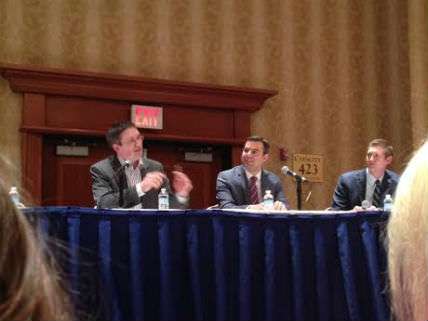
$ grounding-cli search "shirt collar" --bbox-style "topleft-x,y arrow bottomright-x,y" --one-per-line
118,157 -> 144,169
366,168 -> 384,185
245,170 -> 262,180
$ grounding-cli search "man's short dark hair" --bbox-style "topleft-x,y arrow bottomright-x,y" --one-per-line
368,138 -> 393,157
106,121 -> 136,147
246,136 -> 270,154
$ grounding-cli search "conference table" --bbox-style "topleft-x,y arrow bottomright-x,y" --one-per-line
24,207 -> 390,321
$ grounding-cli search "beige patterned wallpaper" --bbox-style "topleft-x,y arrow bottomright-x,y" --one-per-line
0,0 -> 427,209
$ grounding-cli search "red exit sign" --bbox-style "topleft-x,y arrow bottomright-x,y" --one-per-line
131,105 -> 163,129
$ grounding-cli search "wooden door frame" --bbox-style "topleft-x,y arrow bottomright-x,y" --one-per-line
0,64 -> 277,205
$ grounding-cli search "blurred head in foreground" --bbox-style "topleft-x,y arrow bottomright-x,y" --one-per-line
0,155 -> 73,321
387,140 -> 428,321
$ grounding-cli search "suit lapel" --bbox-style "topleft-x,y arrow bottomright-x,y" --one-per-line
260,170 -> 268,195
381,170 -> 392,195
110,156 -> 128,191
356,170 -> 367,204
140,158 -> 148,179
238,165 -> 251,204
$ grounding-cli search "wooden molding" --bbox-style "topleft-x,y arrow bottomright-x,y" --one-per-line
21,132 -> 43,204
0,63 -> 276,111
20,125 -> 246,145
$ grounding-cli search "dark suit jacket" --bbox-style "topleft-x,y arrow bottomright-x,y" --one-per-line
90,155 -> 185,209
216,165 -> 288,209
331,168 -> 399,210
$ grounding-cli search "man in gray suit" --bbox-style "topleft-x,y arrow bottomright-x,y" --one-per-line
90,121 -> 193,209
216,136 -> 288,210
331,138 -> 399,211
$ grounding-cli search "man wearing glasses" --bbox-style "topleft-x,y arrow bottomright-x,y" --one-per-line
216,136 -> 288,210
331,138 -> 399,211
90,121 -> 193,209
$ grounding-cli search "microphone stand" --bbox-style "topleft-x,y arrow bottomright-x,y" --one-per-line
295,177 -> 303,210
281,166 -> 306,210
113,161 -> 130,208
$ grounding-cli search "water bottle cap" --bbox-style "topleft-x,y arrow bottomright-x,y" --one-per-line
9,186 -> 17,193
161,188 -> 166,193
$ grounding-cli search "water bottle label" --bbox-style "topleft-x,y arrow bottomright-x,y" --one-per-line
158,196 -> 169,210
264,200 -> 273,207
384,203 -> 392,212
263,198 -> 274,210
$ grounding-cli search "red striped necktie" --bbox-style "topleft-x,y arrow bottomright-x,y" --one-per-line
249,176 -> 259,204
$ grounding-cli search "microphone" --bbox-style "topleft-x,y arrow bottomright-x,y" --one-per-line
361,200 -> 370,210
281,166 -> 307,182
113,160 -> 131,178
122,160 -> 131,168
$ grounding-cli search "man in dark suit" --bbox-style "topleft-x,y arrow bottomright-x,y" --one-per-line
331,138 -> 399,211
90,121 -> 193,209
216,136 -> 288,210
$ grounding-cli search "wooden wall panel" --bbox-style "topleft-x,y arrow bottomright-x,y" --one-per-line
21,132 -> 43,204
162,105 -> 234,139
46,96 -> 129,130
23,93 -> 46,126
233,111 -> 251,138
58,162 -> 94,206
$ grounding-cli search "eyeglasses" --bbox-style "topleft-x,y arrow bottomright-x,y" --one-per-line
366,152 -> 386,160
120,135 -> 143,146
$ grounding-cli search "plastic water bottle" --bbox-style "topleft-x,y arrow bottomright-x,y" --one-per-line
9,186 -> 20,207
383,194 -> 393,212
158,188 -> 169,210
263,190 -> 274,210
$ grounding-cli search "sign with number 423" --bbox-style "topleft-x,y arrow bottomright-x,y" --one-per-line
292,154 -> 323,183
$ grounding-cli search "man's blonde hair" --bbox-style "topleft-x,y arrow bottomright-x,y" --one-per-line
368,138 -> 393,157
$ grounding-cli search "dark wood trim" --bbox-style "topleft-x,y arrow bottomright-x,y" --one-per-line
20,125 -> 246,145
20,126 -> 106,137
234,111 -> 252,138
231,146 -> 243,166
21,132 -> 43,204
23,93 -> 45,126
1,63 -> 276,111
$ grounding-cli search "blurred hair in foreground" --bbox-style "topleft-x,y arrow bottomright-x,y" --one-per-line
0,155 -> 73,321
387,139 -> 428,321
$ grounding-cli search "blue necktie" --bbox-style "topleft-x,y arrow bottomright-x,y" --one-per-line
372,180 -> 382,208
